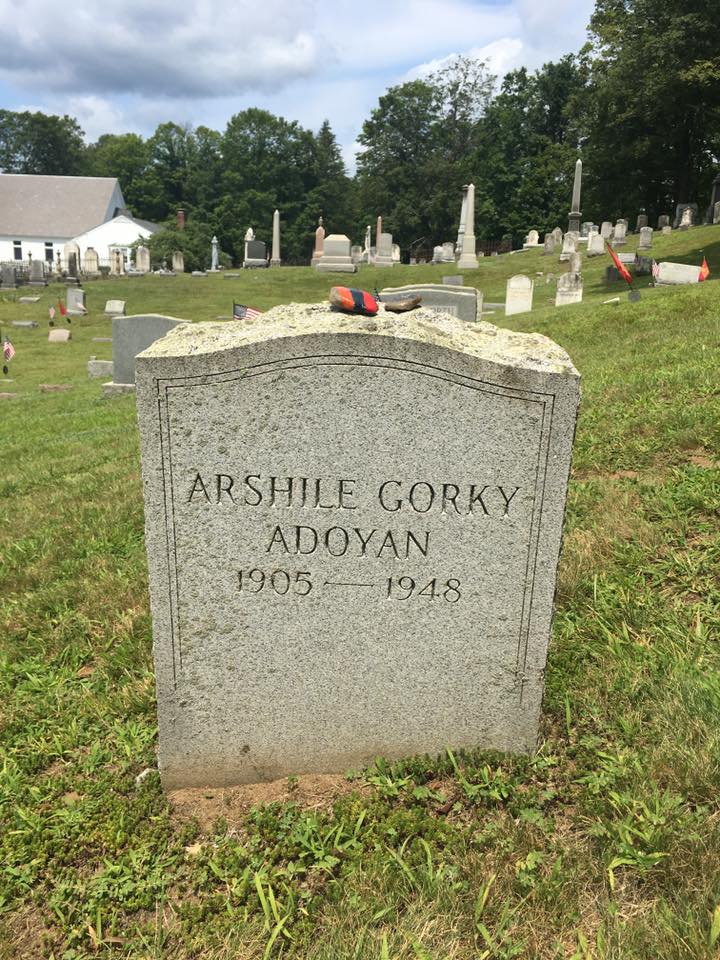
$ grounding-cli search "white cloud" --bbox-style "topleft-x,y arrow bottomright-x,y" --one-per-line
1,0 -> 595,162
0,0 -> 321,97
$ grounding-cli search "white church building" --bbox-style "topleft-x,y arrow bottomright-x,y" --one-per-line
0,174 -> 157,267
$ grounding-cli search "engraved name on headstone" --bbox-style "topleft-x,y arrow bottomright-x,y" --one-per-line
136,304 -> 580,788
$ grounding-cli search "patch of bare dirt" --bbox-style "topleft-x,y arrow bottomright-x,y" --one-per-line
169,773 -> 368,832
0,902 -> 56,960
686,448 -> 717,468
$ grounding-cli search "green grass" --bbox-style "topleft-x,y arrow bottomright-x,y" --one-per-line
0,227 -> 719,959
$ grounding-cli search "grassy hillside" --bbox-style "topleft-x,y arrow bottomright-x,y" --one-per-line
0,227 -> 718,959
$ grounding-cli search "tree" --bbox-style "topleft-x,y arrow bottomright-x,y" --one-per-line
582,0 -> 720,219
0,110 -> 86,175
84,133 -> 150,214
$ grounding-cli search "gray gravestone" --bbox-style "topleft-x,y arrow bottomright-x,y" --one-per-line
635,212 -> 648,231
379,284 -> 481,322
555,273 -> 583,306
135,303 -> 580,788
105,299 -> 126,316
656,262 -> 700,285
67,288 -> 86,315
674,203 -> 698,229
28,259 -> 47,286
244,240 -> 268,269
84,247 -> 100,274
88,358 -> 114,379
568,252 -> 582,275
635,256 -> 653,276
657,215 -> 670,229
605,266 -> 620,282
109,314 -> 188,389
714,202 -> 720,225
442,276 -> 464,286
613,220 -> 627,245
600,222 -> 612,239
48,329 -> 71,342
543,234 -> 555,255
559,234 -> 576,262
375,233 -> 395,267
505,275 -> 533,316
315,235 -> 357,274
1,265 -> 17,289
172,251 -> 185,273
12,320 -> 38,328
638,227 -> 653,249
551,227 -> 563,245
587,232 -> 605,257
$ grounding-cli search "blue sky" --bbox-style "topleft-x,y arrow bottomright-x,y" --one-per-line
0,0 -> 594,169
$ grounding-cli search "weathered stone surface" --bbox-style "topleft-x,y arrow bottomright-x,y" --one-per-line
638,227 -> 653,249
84,247 -> 100,274
568,252 -> 582,275
523,230 -> 540,248
657,215 -> 670,229
48,329 -> 71,342
600,222 -> 612,239
543,235 -> 555,255
67,288 -> 86,315
375,232 -> 394,267
110,314 -> 188,387
505,275 -> 533,316
587,232 -> 605,256
135,302 -> 580,788
674,203 -> 698,229
655,262 -> 700,285
172,251 -> 185,273
28,259 -> 47,286
136,245 -> 151,273
379,284 -> 481,322
714,201 -> 720,225
443,276 -> 464,286
315,234 -> 357,274
105,299 -> 126,316
559,234 -> 576,262
613,220 -> 627,245
12,320 -> 38,328
1,265 -> 17,288
88,358 -> 114,379
555,273 -> 583,306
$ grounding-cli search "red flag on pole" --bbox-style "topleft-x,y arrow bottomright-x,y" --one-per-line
605,241 -> 633,286
699,258 -> 710,281
57,299 -> 67,317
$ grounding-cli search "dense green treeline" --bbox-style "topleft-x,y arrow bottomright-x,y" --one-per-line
0,0 -> 718,262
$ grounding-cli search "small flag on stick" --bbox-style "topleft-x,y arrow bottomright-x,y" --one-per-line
58,299 -> 67,317
3,338 -> 16,362
652,260 -> 660,280
233,303 -> 262,321
699,258 -> 710,281
48,305 -> 56,321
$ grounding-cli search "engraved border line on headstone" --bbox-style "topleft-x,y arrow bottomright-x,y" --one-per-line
153,354 -> 558,697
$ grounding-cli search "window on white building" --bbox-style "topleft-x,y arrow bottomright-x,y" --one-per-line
13,241 -> 22,261
44,242 -> 54,263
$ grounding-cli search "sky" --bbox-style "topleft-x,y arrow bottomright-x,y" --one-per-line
0,0 -> 595,170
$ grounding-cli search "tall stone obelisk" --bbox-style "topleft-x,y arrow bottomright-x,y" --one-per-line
455,184 -> 468,260
568,159 -> 582,234
375,216 -> 382,253
456,183 -> 479,269
270,209 -> 281,266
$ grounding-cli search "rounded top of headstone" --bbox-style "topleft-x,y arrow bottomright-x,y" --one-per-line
138,302 -> 578,377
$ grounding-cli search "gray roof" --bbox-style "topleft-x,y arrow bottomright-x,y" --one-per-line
0,174 -> 125,239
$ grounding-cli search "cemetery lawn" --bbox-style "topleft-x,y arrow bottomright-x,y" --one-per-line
1,228 -> 719,959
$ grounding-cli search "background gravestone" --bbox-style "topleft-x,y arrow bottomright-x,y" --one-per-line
379,284 -> 481,322
110,314 -> 188,388
656,262 -> 700,285
555,273 -> 583,306
136,304 -> 580,788
505,275 -> 533,316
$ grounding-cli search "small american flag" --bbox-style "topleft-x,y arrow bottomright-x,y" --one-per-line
652,260 -> 660,280
48,306 -> 56,320
233,302 -> 262,321
3,339 -> 16,362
